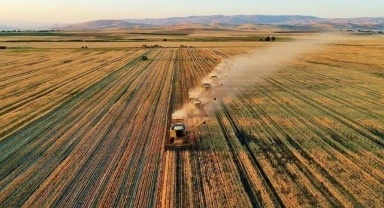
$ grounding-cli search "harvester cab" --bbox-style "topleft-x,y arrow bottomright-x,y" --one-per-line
170,122 -> 187,141
191,99 -> 202,105
190,97 -> 202,107
165,118 -> 190,150
165,118 -> 207,150
201,83 -> 211,92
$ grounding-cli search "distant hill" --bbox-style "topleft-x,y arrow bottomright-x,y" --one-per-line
324,17 -> 384,30
327,17 -> 384,24
60,15 -> 384,31
63,20 -> 152,30
124,15 -> 322,25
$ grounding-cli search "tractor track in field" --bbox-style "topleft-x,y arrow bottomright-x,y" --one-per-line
0,50 -> 147,140
280,74 -> 384,119
0,51 -> 120,89
263,75 -> 384,147
161,48 -> 257,207
0,55 -> 127,108
299,66 -> 384,98
249,79 -> 384,179
283,67 -> 384,110
214,105 -> 281,208
217,90 -> 329,207
0,52 -> 151,160
224,83 -> 356,207
0,49 -> 161,207
42,49 -> 175,207
214,63 -> 382,206
1,44 -> 383,207
1,51 -> 154,174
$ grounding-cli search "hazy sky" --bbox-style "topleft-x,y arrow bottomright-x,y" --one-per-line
1,0 -> 383,23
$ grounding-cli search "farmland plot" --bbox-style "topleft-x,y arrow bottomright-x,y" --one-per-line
0,48 -> 231,207
160,48 -> 255,207
161,43 -> 383,207
0,41 -> 383,208
0,49 -> 147,140
209,44 -> 383,207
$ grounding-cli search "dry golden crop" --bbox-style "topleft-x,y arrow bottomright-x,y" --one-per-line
0,35 -> 383,207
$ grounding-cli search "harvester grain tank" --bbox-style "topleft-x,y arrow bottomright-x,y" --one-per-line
189,97 -> 202,109
165,118 -> 206,150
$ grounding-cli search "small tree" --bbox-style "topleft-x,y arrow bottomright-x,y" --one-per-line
272,36 -> 276,41
265,36 -> 271,41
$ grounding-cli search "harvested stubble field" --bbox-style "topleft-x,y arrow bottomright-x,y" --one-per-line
0,36 -> 383,208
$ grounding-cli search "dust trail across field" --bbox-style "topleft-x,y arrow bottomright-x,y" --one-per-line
179,34 -> 346,118
1,36 -> 383,207
201,35 -> 384,207
164,33 -> 384,207
216,33 -> 345,97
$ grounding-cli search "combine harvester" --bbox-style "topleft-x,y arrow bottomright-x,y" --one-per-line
211,75 -> 227,82
165,65 -> 227,150
189,97 -> 216,116
201,82 -> 223,91
165,97 -> 217,150
202,75 -> 226,91
164,118 -> 207,150
201,83 -> 212,92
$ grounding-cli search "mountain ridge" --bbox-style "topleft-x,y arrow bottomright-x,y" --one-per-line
4,15 -> 383,30
63,20 -> 152,30
124,15 -> 323,25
